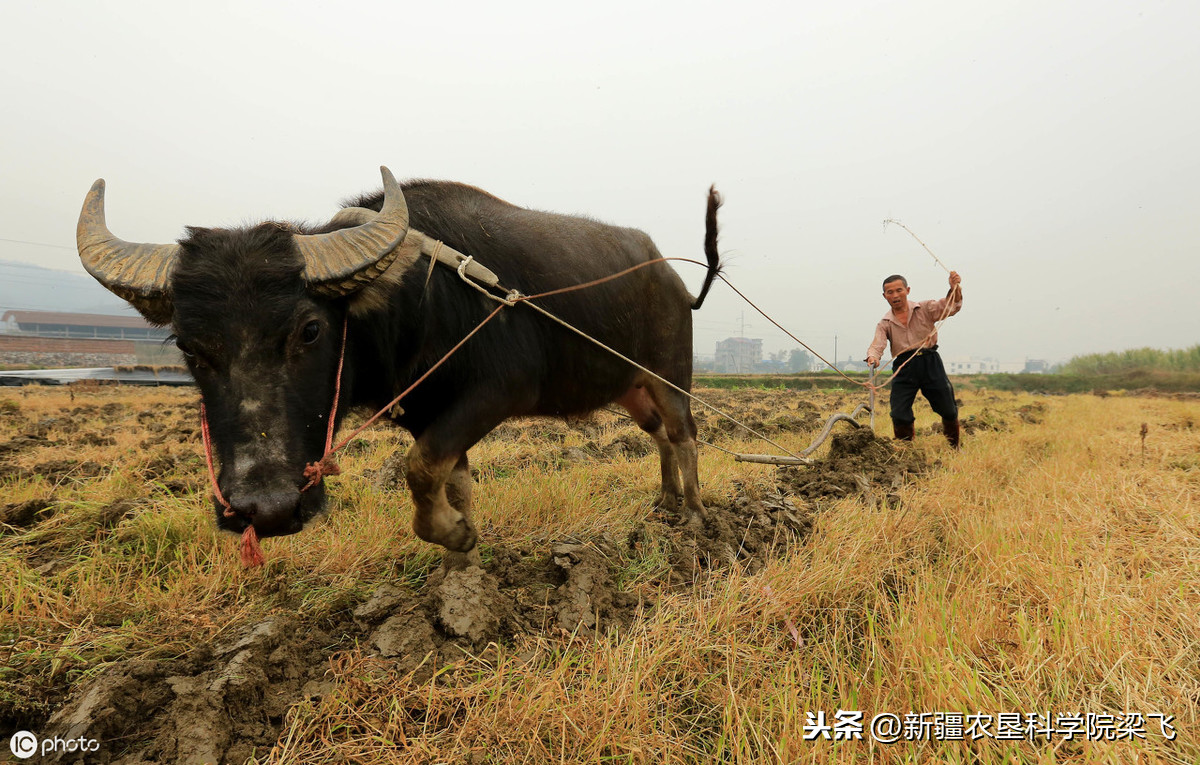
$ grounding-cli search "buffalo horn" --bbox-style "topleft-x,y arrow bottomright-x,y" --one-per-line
76,179 -> 179,325
295,166 -> 410,297
327,207 -> 377,228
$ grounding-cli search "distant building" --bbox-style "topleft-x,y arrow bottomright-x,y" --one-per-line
944,358 -> 998,374
715,337 -> 762,373
938,357 -> 1026,374
0,309 -> 176,368
1023,359 -> 1049,374
840,359 -> 872,373
1,309 -> 169,341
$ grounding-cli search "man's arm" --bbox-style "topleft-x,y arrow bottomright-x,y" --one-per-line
931,270 -> 964,318
865,321 -> 888,367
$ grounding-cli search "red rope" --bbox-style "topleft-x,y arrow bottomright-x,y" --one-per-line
200,317 -> 350,567
239,525 -> 265,567
200,402 -> 233,517
316,257 -> 711,457
200,308 -> 506,567
301,316 -> 349,491
201,402 -> 264,566
323,303 -> 508,455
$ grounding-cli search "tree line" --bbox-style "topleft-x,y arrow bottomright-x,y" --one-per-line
1060,345 -> 1200,375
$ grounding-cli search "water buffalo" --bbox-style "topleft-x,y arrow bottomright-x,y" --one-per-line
77,168 -> 721,568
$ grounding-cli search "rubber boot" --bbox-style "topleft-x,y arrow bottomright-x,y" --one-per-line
891,419 -> 915,442
942,417 -> 961,449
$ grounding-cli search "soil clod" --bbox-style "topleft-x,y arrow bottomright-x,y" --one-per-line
434,566 -> 505,643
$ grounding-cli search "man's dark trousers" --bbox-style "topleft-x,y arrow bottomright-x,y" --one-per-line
889,347 -> 958,427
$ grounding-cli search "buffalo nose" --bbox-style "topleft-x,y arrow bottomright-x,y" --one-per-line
228,489 -> 300,536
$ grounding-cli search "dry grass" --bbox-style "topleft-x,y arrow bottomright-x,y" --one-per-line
2,385 -> 1198,763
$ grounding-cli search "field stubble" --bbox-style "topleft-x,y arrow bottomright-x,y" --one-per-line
0,384 -> 1197,763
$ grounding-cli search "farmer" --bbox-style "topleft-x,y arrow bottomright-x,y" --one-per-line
865,271 -> 963,447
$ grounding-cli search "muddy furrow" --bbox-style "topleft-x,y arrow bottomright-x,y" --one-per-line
35,429 -> 922,764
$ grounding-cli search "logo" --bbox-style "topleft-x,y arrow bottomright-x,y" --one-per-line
8,731 -> 101,758
9,731 -> 37,759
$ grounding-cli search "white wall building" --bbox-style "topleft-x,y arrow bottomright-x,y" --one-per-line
715,337 -> 763,373
942,357 -> 1026,374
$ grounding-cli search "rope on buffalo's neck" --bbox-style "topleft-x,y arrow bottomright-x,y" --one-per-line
301,316 -> 349,491
311,303 -> 510,460
200,402 -> 233,516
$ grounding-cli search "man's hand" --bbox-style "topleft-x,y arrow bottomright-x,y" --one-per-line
866,356 -> 879,368
946,270 -> 962,302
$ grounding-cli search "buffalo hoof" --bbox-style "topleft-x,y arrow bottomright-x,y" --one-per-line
654,491 -> 682,510
440,518 -> 478,553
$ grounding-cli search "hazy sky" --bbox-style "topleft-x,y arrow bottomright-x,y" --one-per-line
2,1 -> 1196,365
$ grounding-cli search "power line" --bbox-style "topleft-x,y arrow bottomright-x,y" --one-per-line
0,303 -> 130,313
0,237 -> 75,251
0,265 -> 86,277
0,278 -> 85,289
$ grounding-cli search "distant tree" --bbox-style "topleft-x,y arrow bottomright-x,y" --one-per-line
787,348 -> 814,373
1060,345 -> 1200,374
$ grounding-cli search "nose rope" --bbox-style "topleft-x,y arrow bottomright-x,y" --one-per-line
301,316 -> 349,492
200,402 -> 264,566
199,403 -> 234,516
199,316 -> 349,568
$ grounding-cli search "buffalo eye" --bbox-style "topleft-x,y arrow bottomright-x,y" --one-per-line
301,321 -> 321,345
173,338 -> 209,369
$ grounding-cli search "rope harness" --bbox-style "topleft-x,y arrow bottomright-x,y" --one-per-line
201,318 -> 349,567
200,227 -> 955,567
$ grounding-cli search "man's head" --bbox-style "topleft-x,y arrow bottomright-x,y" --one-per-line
882,274 -> 909,311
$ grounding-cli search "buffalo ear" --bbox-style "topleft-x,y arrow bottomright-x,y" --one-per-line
122,294 -> 174,327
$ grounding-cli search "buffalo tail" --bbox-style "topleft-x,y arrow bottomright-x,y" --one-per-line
690,184 -> 723,310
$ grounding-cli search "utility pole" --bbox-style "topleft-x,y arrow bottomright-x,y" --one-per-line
833,335 -> 838,371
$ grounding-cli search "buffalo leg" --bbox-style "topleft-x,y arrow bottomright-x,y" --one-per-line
442,452 -> 482,569
617,385 -> 682,507
644,380 -> 706,526
407,441 -> 479,561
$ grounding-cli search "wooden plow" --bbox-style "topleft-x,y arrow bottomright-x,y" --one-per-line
733,368 -> 878,467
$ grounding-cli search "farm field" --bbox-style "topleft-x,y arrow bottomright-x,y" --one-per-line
1,384 -> 1198,764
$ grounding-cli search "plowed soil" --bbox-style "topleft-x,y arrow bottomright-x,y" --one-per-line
2,385 -> 961,763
